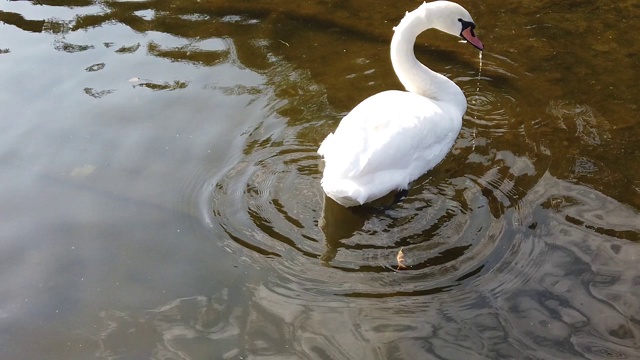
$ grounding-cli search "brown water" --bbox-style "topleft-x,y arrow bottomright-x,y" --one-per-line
1,0 -> 639,358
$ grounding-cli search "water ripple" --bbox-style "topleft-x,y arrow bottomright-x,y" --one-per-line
204,116 -> 544,300
465,88 -> 518,133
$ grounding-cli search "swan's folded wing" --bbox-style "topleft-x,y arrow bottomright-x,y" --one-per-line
319,90 -> 460,185
342,91 -> 447,175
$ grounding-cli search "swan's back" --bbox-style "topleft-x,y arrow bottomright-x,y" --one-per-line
318,90 -> 462,206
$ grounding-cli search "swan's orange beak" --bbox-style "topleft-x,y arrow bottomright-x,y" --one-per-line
461,27 -> 484,51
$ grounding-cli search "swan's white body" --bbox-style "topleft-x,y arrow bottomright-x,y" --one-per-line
318,1 -> 483,207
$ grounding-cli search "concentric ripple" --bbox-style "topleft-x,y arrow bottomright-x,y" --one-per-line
457,52 -> 525,134
211,139 -> 324,259
204,112 -> 544,299
196,46 -> 552,299
463,85 -> 520,135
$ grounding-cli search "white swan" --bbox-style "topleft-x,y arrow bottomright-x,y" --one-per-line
318,1 -> 483,207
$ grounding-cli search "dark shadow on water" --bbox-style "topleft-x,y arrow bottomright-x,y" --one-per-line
318,191 -> 408,265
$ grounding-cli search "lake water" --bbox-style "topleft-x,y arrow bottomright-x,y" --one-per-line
1,0 -> 639,358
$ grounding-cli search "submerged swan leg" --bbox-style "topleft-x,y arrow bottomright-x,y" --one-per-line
393,189 -> 409,204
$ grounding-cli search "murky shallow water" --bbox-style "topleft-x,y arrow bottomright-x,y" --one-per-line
1,0 -> 639,358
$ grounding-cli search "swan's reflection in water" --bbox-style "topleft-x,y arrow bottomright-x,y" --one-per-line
319,194 -> 404,265
319,195 -> 368,264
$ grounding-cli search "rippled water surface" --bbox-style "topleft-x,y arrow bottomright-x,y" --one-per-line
1,0 -> 639,358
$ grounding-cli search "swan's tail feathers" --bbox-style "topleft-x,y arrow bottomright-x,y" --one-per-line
321,178 -> 366,207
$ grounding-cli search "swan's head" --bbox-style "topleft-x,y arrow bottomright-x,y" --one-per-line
421,1 -> 484,51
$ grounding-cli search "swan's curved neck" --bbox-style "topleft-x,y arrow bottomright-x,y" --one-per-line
390,5 -> 466,115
